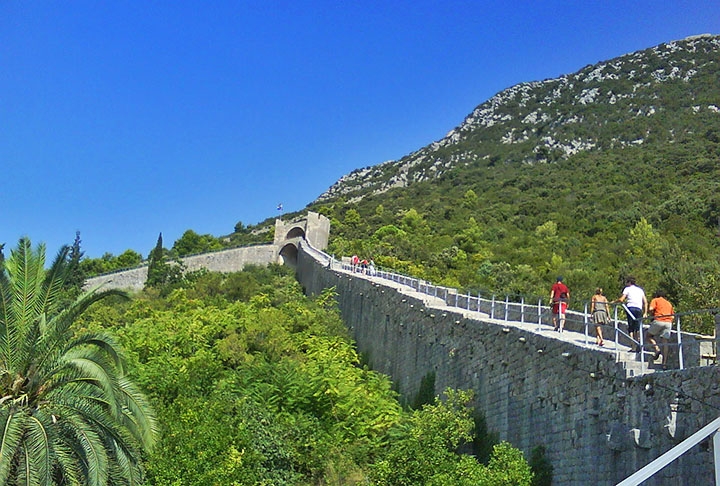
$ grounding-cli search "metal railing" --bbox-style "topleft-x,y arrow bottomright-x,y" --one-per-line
324,254 -> 718,371
617,415 -> 720,485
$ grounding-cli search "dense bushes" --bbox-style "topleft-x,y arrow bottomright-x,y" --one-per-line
77,266 -> 533,485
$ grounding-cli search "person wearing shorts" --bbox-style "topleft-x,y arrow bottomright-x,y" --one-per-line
647,289 -> 674,369
614,277 -> 647,353
550,276 -> 570,332
590,288 -> 609,346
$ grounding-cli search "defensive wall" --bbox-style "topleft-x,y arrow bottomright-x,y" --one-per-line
85,212 -> 330,291
297,241 -> 720,486
83,214 -> 720,484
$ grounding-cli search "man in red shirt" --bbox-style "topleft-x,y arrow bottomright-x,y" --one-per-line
550,276 -> 570,331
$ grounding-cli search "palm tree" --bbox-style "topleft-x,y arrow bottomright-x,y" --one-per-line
0,238 -> 158,485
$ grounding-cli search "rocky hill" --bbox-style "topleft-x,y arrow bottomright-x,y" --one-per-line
296,34 -> 720,329
317,34 -> 719,203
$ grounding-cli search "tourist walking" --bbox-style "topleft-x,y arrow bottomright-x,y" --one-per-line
590,288 -> 609,346
647,289 -> 674,369
550,276 -> 570,332
614,277 -> 647,353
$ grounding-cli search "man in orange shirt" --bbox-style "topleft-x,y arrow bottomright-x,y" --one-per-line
647,289 -> 674,369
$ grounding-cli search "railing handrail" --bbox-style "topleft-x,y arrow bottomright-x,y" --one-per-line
326,253 -> 717,371
616,415 -> 720,485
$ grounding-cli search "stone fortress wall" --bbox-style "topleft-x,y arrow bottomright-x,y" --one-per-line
297,241 -> 720,486
84,214 -> 720,484
84,244 -> 279,291
85,212 -> 329,291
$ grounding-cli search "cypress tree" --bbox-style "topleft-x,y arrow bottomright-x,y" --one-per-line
146,232 -> 166,288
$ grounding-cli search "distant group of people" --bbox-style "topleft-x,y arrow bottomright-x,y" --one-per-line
550,276 -> 674,369
351,254 -> 376,276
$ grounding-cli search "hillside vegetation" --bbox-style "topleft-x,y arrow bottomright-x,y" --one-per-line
81,35 -> 720,334
299,35 -> 720,333
77,266 -> 534,485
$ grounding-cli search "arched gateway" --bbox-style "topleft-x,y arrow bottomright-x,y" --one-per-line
84,212 -> 330,291
273,211 -> 330,268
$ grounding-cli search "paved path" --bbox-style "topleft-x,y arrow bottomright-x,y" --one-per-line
336,262 -> 664,377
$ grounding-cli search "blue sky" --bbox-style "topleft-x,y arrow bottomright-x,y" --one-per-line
2,1 -> 718,259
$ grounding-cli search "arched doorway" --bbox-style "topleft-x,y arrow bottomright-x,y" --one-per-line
286,227 -> 306,240
279,243 -> 299,267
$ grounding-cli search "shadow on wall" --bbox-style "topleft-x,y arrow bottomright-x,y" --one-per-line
280,244 -> 299,268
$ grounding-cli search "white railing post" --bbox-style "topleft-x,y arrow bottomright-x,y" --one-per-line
584,302 -> 589,347
491,295 -> 496,319
714,428 -> 720,486
537,299 -> 542,332
614,306 -> 620,361
677,315 -> 684,370
521,297 -> 525,323
504,296 -> 509,321
640,315 -> 646,372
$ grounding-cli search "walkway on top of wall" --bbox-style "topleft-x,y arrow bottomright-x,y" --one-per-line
326,257 -> 666,379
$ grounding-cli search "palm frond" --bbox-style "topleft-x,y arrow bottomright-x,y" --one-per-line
50,438 -> 83,485
53,400 -> 147,486
6,239 -> 46,332
40,245 -> 72,317
24,414 -> 52,485
0,265 -> 15,372
117,376 -> 159,451
50,352 -> 123,418
62,410 -> 109,486
0,409 -> 27,484
30,290 -> 128,381
66,333 -> 126,374
112,440 -> 145,486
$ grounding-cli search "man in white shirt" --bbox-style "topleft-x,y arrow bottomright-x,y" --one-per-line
614,277 -> 648,353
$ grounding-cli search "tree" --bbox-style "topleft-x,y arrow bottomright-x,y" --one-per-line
63,231 -> 86,297
172,229 -> 222,257
146,233 -> 165,289
0,238 -> 158,485
371,389 -> 532,485
146,233 -> 184,290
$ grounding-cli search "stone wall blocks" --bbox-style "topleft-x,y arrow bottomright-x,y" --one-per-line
295,245 -> 720,485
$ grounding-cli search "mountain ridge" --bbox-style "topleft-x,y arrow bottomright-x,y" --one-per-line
295,33 -> 720,331
316,34 -> 720,204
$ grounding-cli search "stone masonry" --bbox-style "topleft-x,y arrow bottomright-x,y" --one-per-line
297,241 -> 720,486
83,218 -> 720,484
85,212 -> 329,291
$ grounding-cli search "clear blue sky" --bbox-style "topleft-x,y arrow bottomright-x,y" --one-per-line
2,1 -> 718,259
